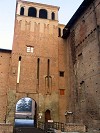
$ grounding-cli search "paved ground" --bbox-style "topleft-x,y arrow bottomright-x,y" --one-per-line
13,127 -> 44,133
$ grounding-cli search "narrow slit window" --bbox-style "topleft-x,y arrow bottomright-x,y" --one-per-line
47,59 -> 50,88
47,59 -> 50,77
17,56 -> 21,83
19,56 -> 21,61
37,58 -> 40,85
58,28 -> 61,37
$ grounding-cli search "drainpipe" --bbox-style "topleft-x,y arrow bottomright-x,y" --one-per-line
92,1 -> 100,52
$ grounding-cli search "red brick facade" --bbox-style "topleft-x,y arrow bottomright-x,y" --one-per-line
0,0 -> 100,131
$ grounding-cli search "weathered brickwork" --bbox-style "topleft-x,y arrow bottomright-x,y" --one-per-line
63,0 -> 100,130
0,123 -> 13,133
0,0 -> 99,132
2,0 -> 66,126
0,50 -> 11,123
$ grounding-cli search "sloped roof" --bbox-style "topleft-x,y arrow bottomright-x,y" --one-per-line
0,48 -> 12,53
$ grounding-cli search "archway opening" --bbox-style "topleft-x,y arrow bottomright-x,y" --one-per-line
51,12 -> 55,20
20,7 -> 24,15
28,7 -> 37,17
45,109 -> 51,122
39,9 -> 47,19
14,97 -> 37,127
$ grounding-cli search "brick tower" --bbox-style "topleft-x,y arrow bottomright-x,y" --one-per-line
6,0 -> 66,124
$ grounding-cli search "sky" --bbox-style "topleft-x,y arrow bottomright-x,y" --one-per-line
0,0 -> 83,50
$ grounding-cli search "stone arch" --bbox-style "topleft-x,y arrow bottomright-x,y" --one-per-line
51,12 -> 55,20
28,7 -> 37,17
20,7 -> 24,15
39,9 -> 48,19
14,97 -> 37,127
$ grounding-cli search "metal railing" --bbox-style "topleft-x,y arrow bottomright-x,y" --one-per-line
38,121 -> 65,132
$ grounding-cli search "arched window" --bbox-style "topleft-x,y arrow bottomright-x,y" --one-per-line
28,7 -> 37,17
58,28 -> 61,37
51,12 -> 55,20
20,7 -> 24,15
39,9 -> 48,19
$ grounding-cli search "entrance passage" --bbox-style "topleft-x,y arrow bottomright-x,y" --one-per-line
45,109 -> 51,122
14,97 -> 37,127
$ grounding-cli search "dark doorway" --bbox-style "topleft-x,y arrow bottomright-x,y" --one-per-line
14,97 -> 37,127
45,109 -> 51,122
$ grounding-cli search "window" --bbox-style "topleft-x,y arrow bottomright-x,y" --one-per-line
59,71 -> 64,77
39,9 -> 48,19
27,46 -> 34,53
58,28 -> 61,37
20,7 -> 24,15
19,56 -> 21,61
28,7 -> 37,17
51,12 -> 55,20
60,89 -> 65,95
37,58 -> 40,85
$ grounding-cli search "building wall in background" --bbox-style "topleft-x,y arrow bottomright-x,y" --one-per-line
65,0 -> 100,129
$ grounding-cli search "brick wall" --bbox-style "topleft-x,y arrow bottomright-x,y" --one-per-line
0,50 -> 11,123
65,123 -> 86,132
0,123 -> 13,133
7,1 -> 67,124
66,0 -> 100,129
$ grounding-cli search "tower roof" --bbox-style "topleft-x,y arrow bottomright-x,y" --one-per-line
17,0 -> 60,10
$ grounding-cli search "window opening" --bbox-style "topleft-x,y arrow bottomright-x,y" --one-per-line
19,56 -> 21,61
39,9 -> 47,19
28,7 -> 37,17
60,89 -> 65,95
47,59 -> 50,87
20,7 -> 24,15
59,71 -> 64,77
37,58 -> 40,85
27,46 -> 34,53
58,28 -> 61,37
17,56 -> 21,83
51,12 -> 55,20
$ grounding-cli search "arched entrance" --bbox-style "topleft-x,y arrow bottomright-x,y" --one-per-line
45,109 -> 51,122
14,97 -> 37,127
